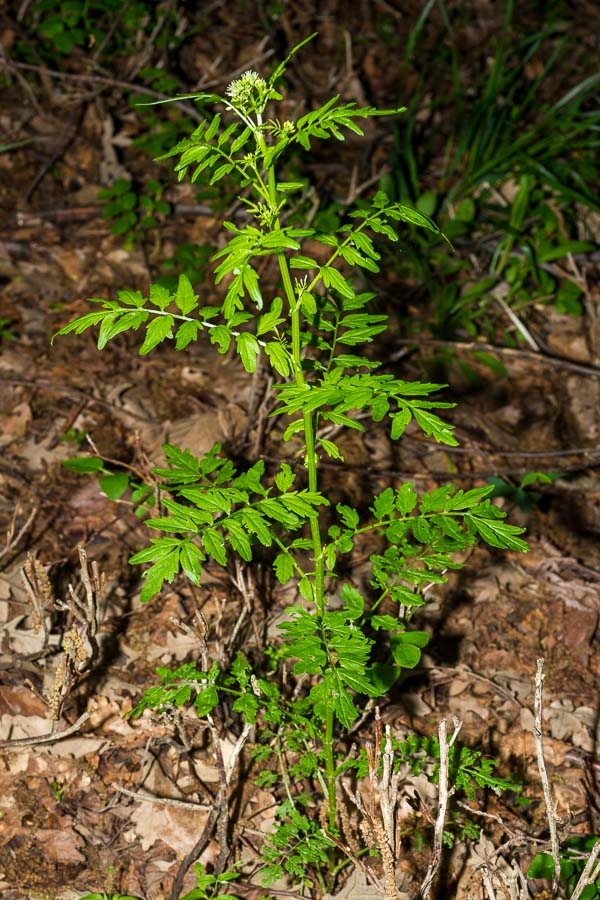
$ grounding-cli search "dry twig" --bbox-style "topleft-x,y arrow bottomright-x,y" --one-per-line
534,658 -> 561,894
20,552 -> 53,646
0,504 -> 38,564
169,714 -> 252,898
0,711 -> 91,749
570,839 -> 600,900
419,717 -> 462,899
113,783 -> 210,812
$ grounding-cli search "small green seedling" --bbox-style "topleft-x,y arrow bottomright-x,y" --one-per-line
179,863 -> 241,900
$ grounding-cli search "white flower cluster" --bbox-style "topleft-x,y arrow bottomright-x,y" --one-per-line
225,70 -> 268,109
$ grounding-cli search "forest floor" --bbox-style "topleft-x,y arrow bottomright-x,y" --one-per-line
1,2 -> 599,898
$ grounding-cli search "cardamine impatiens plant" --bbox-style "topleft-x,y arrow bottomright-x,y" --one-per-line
57,35 -> 527,894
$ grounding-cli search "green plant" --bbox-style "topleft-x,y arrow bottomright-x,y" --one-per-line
488,470 -> 563,513
49,778 -> 63,802
159,242 -> 214,293
391,1 -> 599,215
178,863 -> 241,900
382,0 -> 599,342
98,178 -> 171,248
55,38 -> 527,893
77,894 -> 140,900
17,0 -> 176,64
528,836 -> 600,898
63,454 -> 153,514
0,316 -> 15,343
61,426 -> 88,445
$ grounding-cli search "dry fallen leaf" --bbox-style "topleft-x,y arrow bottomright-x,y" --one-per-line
37,828 -> 86,863
0,685 -> 47,718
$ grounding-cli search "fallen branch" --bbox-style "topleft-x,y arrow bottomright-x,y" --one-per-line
113,784 -> 210,812
0,711 -> 90,749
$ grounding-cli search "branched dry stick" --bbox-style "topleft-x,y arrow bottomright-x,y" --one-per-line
169,610 -> 209,670
419,717 -> 462,899
534,658 -> 561,895
207,715 -> 232,875
227,560 -> 256,653
338,781 -> 387,895
378,723 -> 401,859
0,504 -> 38,564
56,545 -> 105,666
570,839 -> 600,900
20,552 -> 54,646
334,713 -> 408,898
320,826 -> 386,895
40,546 -> 107,721
169,715 -> 253,898
480,864 -> 498,900
508,859 -> 532,899
225,722 -> 253,787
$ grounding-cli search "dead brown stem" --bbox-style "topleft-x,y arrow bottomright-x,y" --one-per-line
534,658 -> 561,895
419,717 -> 462,899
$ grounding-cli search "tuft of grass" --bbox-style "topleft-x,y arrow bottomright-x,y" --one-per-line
380,0 -> 599,344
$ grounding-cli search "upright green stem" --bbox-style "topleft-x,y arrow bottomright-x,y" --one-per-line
277,254 -> 326,612
256,127 -> 326,616
324,704 -> 337,830
258,124 -> 335,828
277,247 -> 335,831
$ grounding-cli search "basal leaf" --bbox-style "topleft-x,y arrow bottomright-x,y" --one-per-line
138,546 -> 180,602
340,583 -> 364,618
180,541 -> 204,583
334,687 -> 358,729
322,266 -> 355,298
390,638 -> 421,668
275,462 -> 296,493
195,685 -> 219,716
370,614 -> 400,631
257,297 -> 284,335
395,482 -> 417,514
63,456 -> 105,474
319,438 -> 344,460
209,324 -> 232,353
290,255 -> 318,269
411,407 -> 458,446
98,472 -> 129,500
